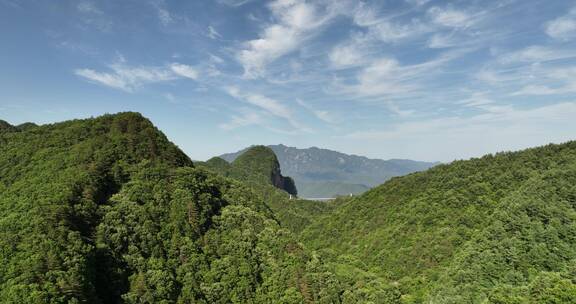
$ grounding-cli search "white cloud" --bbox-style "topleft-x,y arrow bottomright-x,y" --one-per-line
164,93 -> 180,104
339,50 -> 464,98
428,7 -> 472,28
427,33 -> 457,48
237,0 -> 338,78
545,9 -> 576,40
220,112 -> 262,130
76,60 -> 200,92
296,99 -> 336,123
217,0 -> 256,7
511,66 -> 576,96
329,44 -> 367,68
511,85 -> 565,96
370,20 -> 429,43
226,87 -> 292,120
170,63 -> 199,80
77,1 -> 101,14
312,110 -> 335,123
157,8 -> 173,26
352,58 -> 415,96
149,1 -> 176,27
352,2 -> 381,27
209,54 -> 224,64
339,102 -> 576,161
207,26 -> 222,39
498,46 -> 576,64
75,0 -> 112,31
352,3 -> 430,43
457,92 -> 495,108
405,0 -> 430,7
225,87 -> 310,132
75,63 -> 174,92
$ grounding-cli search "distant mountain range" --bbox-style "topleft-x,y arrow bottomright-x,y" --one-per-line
220,144 -> 438,198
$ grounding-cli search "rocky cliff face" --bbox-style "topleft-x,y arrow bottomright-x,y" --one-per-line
271,166 -> 297,195
220,144 -> 437,197
199,146 -> 298,195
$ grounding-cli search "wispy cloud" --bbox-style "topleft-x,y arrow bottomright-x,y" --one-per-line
352,3 -> 431,43
545,8 -> 576,40
157,8 -> 174,26
511,66 -> 576,96
75,60 -> 199,92
217,0 -> 257,7
336,49 -> 467,99
427,6 -> 474,28
339,102 -> 576,161
225,86 -> 310,131
329,42 -> 369,69
149,0 -> 175,26
498,45 -> 576,64
237,0 -> 341,78
405,0 -> 430,7
207,26 -> 222,39
170,63 -> 199,80
226,87 -> 292,120
77,0 -> 101,14
75,64 -> 174,92
75,0 -> 112,31
219,112 -> 262,130
296,99 -> 336,123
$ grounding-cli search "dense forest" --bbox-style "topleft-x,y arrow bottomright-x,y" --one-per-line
0,113 -> 339,303
302,141 -> 576,303
1,112 -> 575,303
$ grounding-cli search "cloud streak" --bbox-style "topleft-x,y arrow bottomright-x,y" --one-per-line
339,102 -> 576,161
75,61 -> 199,92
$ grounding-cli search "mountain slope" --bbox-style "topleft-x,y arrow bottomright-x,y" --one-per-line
199,146 -> 297,195
16,122 -> 39,131
197,148 -> 331,234
0,119 -> 18,133
0,113 -> 341,303
301,141 -> 576,302
231,146 -> 298,195
220,144 -> 436,198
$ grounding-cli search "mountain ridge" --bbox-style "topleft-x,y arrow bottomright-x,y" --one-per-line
0,112 -> 341,303
220,144 -> 437,197
301,140 -> 576,302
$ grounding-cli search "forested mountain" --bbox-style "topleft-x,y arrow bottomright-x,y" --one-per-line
220,144 -> 436,198
0,120 -> 39,133
301,141 -> 576,303
0,120 -> 18,133
16,122 -> 39,131
197,147 -> 331,234
199,146 -> 297,195
0,113 -> 341,303
2,112 -> 576,303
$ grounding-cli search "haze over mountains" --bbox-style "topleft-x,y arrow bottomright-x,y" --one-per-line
220,144 -> 437,198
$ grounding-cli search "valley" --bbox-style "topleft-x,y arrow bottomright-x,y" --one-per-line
1,113 -> 574,303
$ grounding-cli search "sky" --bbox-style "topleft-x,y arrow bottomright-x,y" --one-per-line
1,0 -> 576,162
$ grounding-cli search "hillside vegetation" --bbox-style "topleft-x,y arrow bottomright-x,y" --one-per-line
202,146 -> 297,196
302,141 -> 576,303
0,113 -> 341,303
2,112 -> 576,303
197,148 -> 332,234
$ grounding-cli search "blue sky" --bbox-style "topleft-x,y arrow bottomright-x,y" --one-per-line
1,0 -> 576,162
